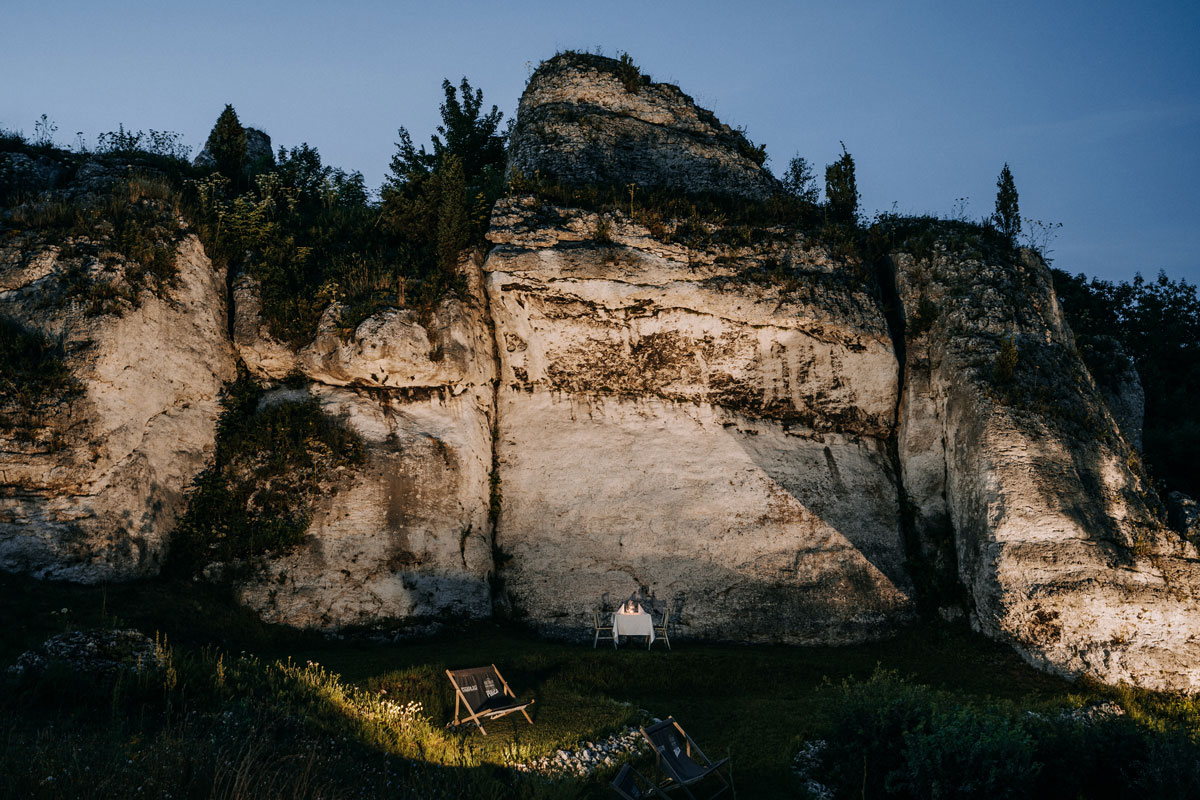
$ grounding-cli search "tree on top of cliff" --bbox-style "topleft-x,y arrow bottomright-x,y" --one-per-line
825,143 -> 859,225
204,104 -> 247,186
993,163 -> 1021,244
384,77 -> 505,192
381,77 -> 506,297
783,156 -> 820,204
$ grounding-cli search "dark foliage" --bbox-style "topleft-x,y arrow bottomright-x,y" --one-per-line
824,142 -> 859,225
1053,268 -> 1200,498
993,163 -> 1021,244
370,76 -> 508,326
782,155 -> 819,203
167,367 -> 363,576
187,143 -> 412,346
383,77 -> 505,197
204,104 -> 247,185
0,315 -> 84,440
815,671 -> 1200,800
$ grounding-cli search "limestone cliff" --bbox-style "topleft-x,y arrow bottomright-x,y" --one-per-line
484,197 -> 913,641
508,52 -> 778,200
0,232 -> 235,580
3,53 -> 1199,696
229,255 -> 496,627
891,236 -> 1200,692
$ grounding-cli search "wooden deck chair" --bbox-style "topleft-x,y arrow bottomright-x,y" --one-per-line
610,762 -> 670,799
594,606 -> 614,648
445,664 -> 534,735
640,718 -> 730,799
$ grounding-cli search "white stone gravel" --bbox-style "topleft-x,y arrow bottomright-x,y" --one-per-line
513,726 -> 650,778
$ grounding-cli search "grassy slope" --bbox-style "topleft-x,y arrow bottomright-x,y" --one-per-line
0,573 -> 1107,798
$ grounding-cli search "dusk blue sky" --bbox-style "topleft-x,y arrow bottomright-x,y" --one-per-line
4,0 -> 1197,283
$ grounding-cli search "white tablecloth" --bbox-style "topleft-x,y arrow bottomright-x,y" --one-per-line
612,611 -> 655,643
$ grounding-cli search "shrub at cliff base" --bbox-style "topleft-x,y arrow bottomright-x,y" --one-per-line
167,368 -> 363,575
810,671 -> 1200,799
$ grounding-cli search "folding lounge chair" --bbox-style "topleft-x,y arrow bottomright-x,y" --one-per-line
610,762 -> 670,799
640,718 -> 730,799
445,664 -> 534,735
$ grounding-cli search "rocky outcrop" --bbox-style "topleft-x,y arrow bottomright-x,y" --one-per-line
229,256 -> 497,627
193,127 -> 273,173
0,235 -> 236,581
4,53 -> 1198,697
234,276 -> 493,391
893,240 -> 1200,692
485,197 -> 914,641
508,53 -> 778,200
8,629 -> 161,677
234,383 -> 495,628
0,152 -> 63,199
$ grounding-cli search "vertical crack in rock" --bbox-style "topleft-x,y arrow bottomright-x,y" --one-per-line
873,250 -> 962,618
479,247 -> 508,614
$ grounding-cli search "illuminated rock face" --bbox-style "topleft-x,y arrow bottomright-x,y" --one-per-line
234,384 -> 495,628
230,257 -> 497,628
894,246 -> 1200,692
0,235 -> 236,580
484,198 -> 915,641
4,52 -> 1199,694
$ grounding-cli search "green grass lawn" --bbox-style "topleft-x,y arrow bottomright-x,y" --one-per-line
1,573 -> 1195,798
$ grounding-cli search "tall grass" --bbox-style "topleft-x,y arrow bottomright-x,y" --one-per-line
1,640 -> 591,799
3,171 -> 186,316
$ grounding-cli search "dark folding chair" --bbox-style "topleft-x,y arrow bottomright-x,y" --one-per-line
444,664 -> 534,735
610,762 -> 670,799
640,717 -> 730,799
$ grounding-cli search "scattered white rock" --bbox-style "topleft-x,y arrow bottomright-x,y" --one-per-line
8,629 -> 161,677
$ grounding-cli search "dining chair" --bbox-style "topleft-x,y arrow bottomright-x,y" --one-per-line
593,606 -> 614,648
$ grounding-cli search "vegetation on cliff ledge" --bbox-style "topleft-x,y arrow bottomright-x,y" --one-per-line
1,147 -> 189,317
183,81 -> 507,346
0,315 -> 83,443
167,366 -> 363,576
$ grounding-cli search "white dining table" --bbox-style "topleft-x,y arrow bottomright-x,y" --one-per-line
612,610 -> 655,648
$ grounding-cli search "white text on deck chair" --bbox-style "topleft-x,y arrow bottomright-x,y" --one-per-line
444,664 -> 534,735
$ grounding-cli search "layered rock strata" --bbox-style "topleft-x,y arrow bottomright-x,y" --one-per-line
485,197 -> 914,641
0,234 -> 235,580
894,243 -> 1200,692
230,256 -> 496,627
508,52 -> 778,200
